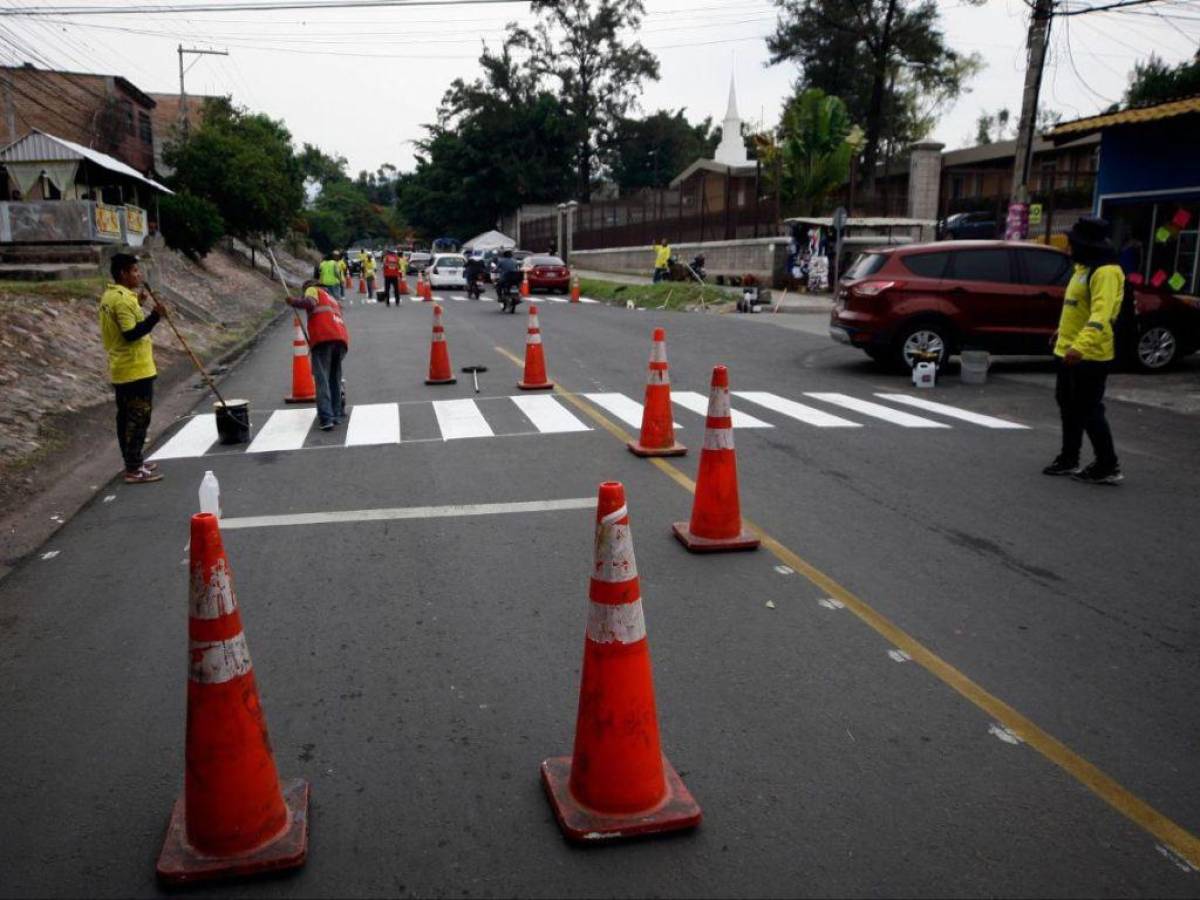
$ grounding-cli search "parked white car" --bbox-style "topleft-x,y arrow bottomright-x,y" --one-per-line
428,253 -> 467,289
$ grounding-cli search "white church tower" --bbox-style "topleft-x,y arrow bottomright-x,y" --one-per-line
713,74 -> 749,167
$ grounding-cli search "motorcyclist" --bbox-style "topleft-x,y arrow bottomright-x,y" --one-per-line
464,254 -> 486,299
495,249 -> 522,310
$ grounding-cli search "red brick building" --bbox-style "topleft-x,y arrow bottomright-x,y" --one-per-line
0,63 -> 158,176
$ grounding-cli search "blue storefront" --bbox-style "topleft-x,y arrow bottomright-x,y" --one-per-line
1052,98 -> 1200,294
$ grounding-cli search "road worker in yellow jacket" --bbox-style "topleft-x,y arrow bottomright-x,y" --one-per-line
652,237 -> 671,283
1044,217 -> 1125,485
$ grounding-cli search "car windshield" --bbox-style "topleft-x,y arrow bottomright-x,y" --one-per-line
437,256 -> 465,267
532,256 -> 564,266
844,253 -> 888,280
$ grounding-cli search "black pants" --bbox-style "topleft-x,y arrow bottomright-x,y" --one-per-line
114,376 -> 155,473
1055,359 -> 1117,468
383,275 -> 400,302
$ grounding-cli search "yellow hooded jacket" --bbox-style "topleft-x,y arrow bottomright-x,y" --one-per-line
1054,263 -> 1124,362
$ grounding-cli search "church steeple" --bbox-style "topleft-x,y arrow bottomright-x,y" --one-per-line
714,72 -> 749,167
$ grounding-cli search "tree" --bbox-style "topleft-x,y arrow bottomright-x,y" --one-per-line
767,0 -> 981,193
158,191 -> 225,258
974,107 -> 1010,145
778,89 -> 858,215
606,109 -> 718,191
506,0 -> 660,200
165,98 -> 304,240
1125,52 -> 1200,107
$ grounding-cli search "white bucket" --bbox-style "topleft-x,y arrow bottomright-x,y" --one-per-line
912,361 -> 937,389
960,350 -> 990,385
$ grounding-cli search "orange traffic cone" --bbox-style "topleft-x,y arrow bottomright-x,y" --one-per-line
541,481 -> 702,842
283,314 -> 316,404
156,513 -> 309,884
520,271 -> 531,298
628,328 -> 686,457
570,274 -> 581,303
425,303 -> 457,385
343,273 -> 351,289
517,304 -> 553,390
358,276 -> 366,294
398,273 -> 410,296
672,365 -> 759,552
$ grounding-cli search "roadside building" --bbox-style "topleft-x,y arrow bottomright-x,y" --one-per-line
0,63 -> 157,176
1050,95 -> 1200,294
148,92 -> 217,176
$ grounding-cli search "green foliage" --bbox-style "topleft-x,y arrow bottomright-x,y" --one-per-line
165,97 -> 304,240
768,0 -> 982,183
779,89 -> 855,215
606,109 -> 718,191
578,277 -> 730,309
1126,53 -> 1200,107
507,0 -> 660,200
158,191 -> 225,258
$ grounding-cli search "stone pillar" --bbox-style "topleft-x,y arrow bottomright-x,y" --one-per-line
907,141 -> 944,242
565,200 -> 578,263
556,203 -> 567,260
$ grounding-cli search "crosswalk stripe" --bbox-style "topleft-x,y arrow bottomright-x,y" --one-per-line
873,394 -> 1029,429
582,392 -> 683,430
734,391 -> 862,428
247,408 -> 318,452
578,297 -> 599,304
345,403 -> 401,445
672,391 -> 773,428
148,414 -> 219,461
432,399 -> 494,440
510,395 -> 590,433
805,393 -> 950,428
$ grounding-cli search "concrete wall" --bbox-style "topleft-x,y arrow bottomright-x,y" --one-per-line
571,236 -> 791,286
0,200 -> 147,244
907,141 -> 943,241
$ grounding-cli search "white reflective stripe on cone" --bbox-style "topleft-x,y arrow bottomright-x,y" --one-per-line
432,332 -> 445,342
293,343 -> 307,356
586,599 -> 647,645
647,369 -> 670,386
526,333 -> 542,345
189,559 -> 239,619
703,427 -> 735,451
707,386 -> 731,418
189,633 -> 253,684
650,341 -> 667,364
593,507 -> 637,583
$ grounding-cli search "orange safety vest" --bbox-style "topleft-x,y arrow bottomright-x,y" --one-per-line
383,252 -> 400,277
307,288 -> 350,348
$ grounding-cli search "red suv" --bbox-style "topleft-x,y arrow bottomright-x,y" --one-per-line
829,240 -> 1200,371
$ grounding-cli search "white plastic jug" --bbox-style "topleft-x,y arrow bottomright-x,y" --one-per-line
912,361 -> 937,389
198,470 -> 221,518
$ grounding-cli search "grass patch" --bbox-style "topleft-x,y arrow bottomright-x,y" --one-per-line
579,277 -> 733,310
0,275 -> 106,301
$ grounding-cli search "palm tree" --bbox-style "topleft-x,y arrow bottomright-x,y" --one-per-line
779,89 -> 860,216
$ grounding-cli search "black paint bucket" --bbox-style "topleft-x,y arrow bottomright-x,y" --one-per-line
214,399 -> 250,445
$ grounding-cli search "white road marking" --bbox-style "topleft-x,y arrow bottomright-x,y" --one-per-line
887,649 -> 912,663
672,391 -> 773,428
735,391 -> 861,428
774,564 -> 794,575
40,550 -> 59,560
582,392 -> 682,430
578,296 -> 599,304
510,395 -> 589,433
148,415 -> 219,461
102,495 -> 116,503
1156,844 -> 1200,873
433,399 -> 494,440
873,394 -> 1029,429
805,393 -> 951,428
818,597 -> 845,610
345,403 -> 401,446
220,496 -> 595,531
988,723 -> 1024,745
247,408 -> 317,453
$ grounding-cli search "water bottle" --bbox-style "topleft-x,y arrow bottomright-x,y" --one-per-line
198,470 -> 221,518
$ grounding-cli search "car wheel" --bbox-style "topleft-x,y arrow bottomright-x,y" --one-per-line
895,322 -> 953,370
1134,322 -> 1178,371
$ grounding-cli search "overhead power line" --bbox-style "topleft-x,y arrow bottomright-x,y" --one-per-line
0,0 -> 526,16
1057,0 -> 1186,16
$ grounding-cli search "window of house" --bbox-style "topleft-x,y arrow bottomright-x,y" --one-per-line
1040,162 -> 1056,193
138,111 -> 152,145
121,100 -> 135,135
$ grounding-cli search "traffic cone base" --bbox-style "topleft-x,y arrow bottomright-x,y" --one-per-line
671,520 -> 760,553
627,439 -> 687,458
540,754 -> 701,843
517,378 -> 554,390
426,376 -> 457,385
157,778 -> 310,885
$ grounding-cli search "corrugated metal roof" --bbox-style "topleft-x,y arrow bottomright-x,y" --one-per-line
1051,96 -> 1200,137
0,129 -> 172,193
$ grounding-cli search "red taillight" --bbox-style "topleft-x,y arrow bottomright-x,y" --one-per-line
852,280 -> 903,297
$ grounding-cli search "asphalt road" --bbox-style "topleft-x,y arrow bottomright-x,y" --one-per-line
1,287 -> 1198,897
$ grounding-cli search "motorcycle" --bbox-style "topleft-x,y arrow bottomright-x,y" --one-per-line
465,269 -> 484,300
495,275 -> 522,313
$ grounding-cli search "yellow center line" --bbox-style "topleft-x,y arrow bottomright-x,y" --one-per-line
495,343 -> 1200,868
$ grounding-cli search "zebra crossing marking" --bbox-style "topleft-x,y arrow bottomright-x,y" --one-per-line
345,402 -> 402,446
148,415 -> 219,461
804,393 -> 950,428
582,392 -> 683,430
734,391 -> 861,428
671,391 -> 773,428
873,394 -> 1028,429
510,395 -> 590,433
247,408 -> 317,453
432,398 -> 494,440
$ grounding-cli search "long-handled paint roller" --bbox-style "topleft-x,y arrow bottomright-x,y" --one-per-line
461,365 -> 487,394
144,284 -> 229,408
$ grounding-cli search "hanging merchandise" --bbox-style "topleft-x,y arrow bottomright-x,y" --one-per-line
1151,270 -> 1167,288
1170,209 -> 1192,230
1168,272 -> 1186,291
1155,226 -> 1173,243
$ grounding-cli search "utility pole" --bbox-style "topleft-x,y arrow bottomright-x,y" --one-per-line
1007,0 -> 1053,239
177,45 -> 229,138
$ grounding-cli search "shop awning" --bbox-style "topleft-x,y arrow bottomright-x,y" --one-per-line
0,129 -> 172,194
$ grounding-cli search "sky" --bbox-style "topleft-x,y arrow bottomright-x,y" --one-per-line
0,0 -> 1197,178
